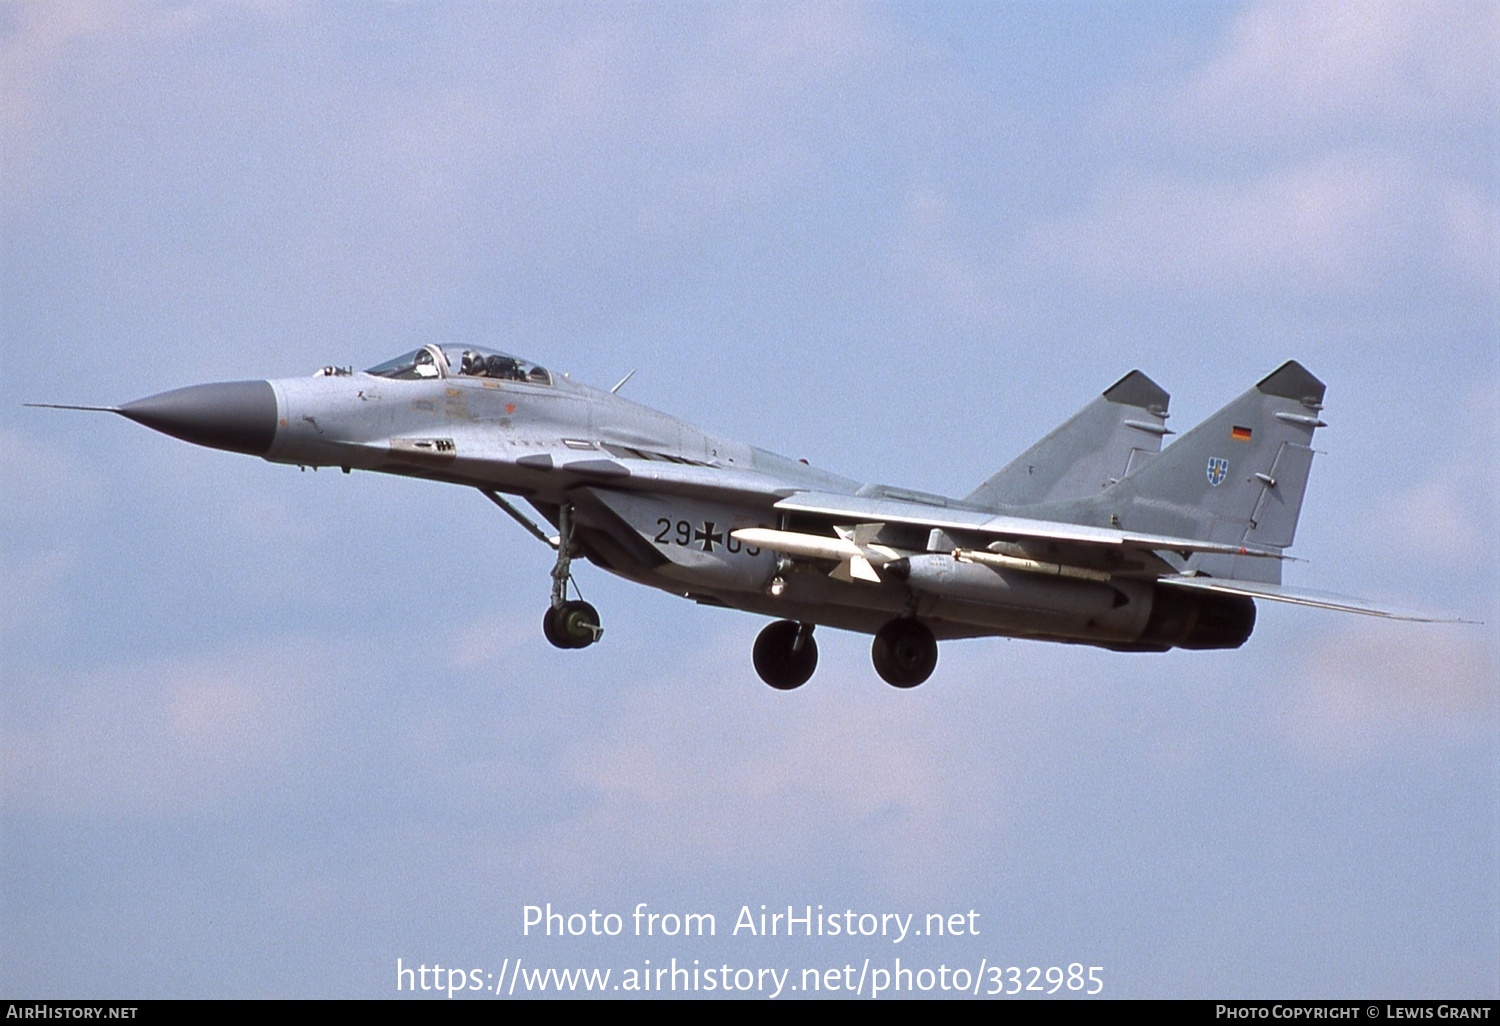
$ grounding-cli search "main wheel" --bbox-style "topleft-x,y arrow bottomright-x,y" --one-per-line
872,618 -> 937,688
543,600 -> 601,649
752,620 -> 818,690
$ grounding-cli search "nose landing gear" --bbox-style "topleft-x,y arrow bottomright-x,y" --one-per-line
543,501 -> 601,650
544,599 -> 602,649
479,490 -> 603,649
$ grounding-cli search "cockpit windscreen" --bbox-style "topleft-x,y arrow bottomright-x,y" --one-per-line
365,345 -> 552,385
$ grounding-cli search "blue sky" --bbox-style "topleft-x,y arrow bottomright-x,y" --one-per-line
2,0 -> 1495,999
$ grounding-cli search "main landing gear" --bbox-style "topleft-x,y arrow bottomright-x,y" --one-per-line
541,502 -> 601,650
872,618 -> 938,688
753,620 -> 818,690
752,616 -> 939,689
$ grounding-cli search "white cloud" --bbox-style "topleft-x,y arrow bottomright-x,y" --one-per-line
890,187 -> 1008,328
1139,0 -> 1495,146
1363,382 -> 1498,568
339,2 -> 899,235
1031,0 -> 1498,299
2,641 -> 347,817
0,1 -> 917,348
1437,180 -> 1500,293
447,613 -> 537,670
1274,618 -> 1496,763
0,0 -> 208,218
1027,153 -> 1488,297
0,549 -> 81,640
0,428 -> 101,522
1371,477 -> 1485,566
0,429 -> 103,639
445,632 -> 1102,902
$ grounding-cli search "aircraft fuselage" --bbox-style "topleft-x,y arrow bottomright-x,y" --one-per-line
40,347 -> 1436,689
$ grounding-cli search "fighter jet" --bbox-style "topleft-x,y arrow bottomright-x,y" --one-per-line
30,345 -> 1459,689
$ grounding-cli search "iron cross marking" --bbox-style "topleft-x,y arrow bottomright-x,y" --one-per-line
695,521 -> 724,552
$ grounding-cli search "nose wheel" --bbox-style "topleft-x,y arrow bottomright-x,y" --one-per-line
544,600 -> 602,649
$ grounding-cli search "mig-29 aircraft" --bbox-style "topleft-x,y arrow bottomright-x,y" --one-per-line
31,345 -> 1452,689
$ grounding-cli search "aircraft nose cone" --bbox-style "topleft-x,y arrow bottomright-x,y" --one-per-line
120,380 -> 278,456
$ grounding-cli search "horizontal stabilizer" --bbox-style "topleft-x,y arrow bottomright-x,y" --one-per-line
1158,575 -> 1477,623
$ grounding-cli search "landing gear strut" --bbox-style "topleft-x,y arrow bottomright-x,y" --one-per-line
542,502 -> 601,649
753,620 -> 818,690
872,618 -> 937,688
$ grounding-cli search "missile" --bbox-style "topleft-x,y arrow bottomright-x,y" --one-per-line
952,546 -> 1112,582
886,553 -> 1130,615
729,526 -> 905,583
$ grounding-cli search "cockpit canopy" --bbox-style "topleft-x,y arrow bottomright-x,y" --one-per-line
365,344 -> 552,385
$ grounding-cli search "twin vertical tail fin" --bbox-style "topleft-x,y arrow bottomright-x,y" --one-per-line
964,370 -> 1173,508
1107,361 -> 1326,583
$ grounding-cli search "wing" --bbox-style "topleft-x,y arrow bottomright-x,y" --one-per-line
1156,576 -> 1477,623
768,490 -> 1285,577
742,490 -> 1471,624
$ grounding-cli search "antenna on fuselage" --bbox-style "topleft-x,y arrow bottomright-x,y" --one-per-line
609,369 -> 636,395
